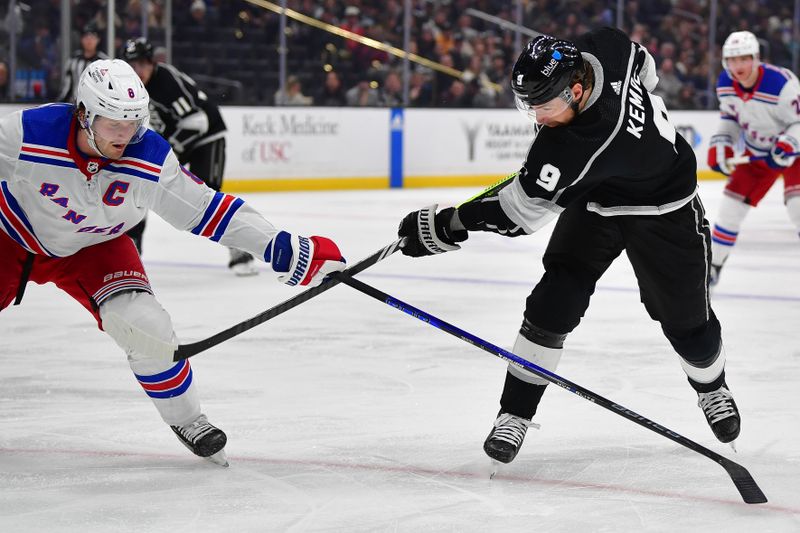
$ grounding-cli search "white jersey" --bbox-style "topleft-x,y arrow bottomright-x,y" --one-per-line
0,103 -> 277,259
715,63 -> 800,156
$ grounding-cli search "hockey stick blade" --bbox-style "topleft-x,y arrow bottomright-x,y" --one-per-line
173,239 -> 405,361
331,272 -> 768,504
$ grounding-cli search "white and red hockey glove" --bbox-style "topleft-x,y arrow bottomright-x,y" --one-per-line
267,231 -> 346,287
707,134 -> 735,176
766,134 -> 800,169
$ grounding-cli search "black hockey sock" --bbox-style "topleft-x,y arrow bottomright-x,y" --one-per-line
499,371 -> 548,420
688,370 -> 727,394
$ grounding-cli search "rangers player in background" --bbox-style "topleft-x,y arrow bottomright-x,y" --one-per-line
707,30 -> 800,287
120,37 -> 258,276
397,28 -> 741,466
0,60 -> 346,466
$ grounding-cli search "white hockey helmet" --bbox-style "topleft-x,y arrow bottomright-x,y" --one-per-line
76,59 -> 150,147
721,31 -> 760,72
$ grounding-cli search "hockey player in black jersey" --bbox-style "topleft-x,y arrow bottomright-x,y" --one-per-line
398,28 -> 741,465
121,37 -> 258,275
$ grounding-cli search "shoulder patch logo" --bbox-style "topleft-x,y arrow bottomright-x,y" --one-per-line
610,81 -> 622,95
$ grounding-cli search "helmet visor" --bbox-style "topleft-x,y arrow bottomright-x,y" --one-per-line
514,87 -> 573,125
90,115 -> 148,145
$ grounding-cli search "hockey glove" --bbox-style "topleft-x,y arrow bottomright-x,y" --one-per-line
766,134 -> 800,169
707,134 -> 735,176
266,231 -> 346,287
398,204 -> 468,257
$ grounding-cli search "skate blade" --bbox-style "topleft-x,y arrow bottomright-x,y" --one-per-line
231,263 -> 259,277
489,459 -> 501,479
205,449 -> 229,467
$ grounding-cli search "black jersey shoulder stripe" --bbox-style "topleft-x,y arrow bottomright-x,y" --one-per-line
552,44 -> 637,204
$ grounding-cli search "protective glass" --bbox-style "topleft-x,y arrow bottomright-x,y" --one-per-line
90,115 -> 148,145
514,87 -> 573,125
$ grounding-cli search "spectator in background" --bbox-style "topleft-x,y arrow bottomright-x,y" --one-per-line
408,70 -> 433,107
275,75 -> 313,106
315,70 -> 347,106
654,57 -> 682,108
341,6 -> 365,54
0,61 -> 9,101
346,76 -> 380,106
439,79 -> 470,107
675,83 -> 700,110
657,40 -> 677,64
462,55 -> 497,107
380,70 -> 403,107
59,22 -> 108,103
188,0 -> 209,30
417,24 -> 437,60
19,21 -> 59,99
435,23 -> 456,56
123,14 -> 141,39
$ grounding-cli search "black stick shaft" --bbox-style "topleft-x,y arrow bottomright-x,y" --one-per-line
331,272 -> 767,505
173,239 -> 404,360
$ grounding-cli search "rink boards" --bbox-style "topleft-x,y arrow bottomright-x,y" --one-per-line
0,104 -> 722,192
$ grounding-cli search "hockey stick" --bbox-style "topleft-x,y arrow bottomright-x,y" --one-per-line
331,272 -> 768,505
172,239 -> 405,361
727,151 -> 800,166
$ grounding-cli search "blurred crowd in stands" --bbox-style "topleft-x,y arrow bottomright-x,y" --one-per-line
0,0 -> 797,110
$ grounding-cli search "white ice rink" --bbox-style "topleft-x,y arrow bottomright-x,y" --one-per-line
1,180 -> 798,531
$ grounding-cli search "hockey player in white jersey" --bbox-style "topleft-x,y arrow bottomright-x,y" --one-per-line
707,31 -> 800,287
0,60 -> 347,466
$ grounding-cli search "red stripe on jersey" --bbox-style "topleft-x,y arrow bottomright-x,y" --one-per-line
116,159 -> 161,174
21,146 -> 70,158
201,195 -> 235,237
0,190 -> 48,255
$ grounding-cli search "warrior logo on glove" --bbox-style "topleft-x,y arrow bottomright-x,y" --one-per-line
267,231 -> 346,287
397,204 -> 468,257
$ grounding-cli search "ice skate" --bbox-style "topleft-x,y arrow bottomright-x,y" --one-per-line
171,414 -> 229,467
483,412 -> 540,475
228,248 -> 258,277
697,383 -> 740,447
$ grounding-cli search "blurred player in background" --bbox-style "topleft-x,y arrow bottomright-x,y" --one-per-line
398,28 -> 741,466
0,60 -> 346,466
707,30 -> 800,287
121,37 -> 258,276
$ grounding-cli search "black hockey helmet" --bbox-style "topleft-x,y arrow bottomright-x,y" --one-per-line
122,37 -> 154,62
82,22 -> 100,37
510,35 -> 582,106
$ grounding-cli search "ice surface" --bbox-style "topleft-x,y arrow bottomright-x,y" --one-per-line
1,181 -> 798,531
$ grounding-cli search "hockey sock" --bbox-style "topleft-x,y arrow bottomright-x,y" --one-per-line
710,195 -> 751,266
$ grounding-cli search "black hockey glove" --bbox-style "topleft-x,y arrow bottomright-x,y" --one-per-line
398,204 -> 468,257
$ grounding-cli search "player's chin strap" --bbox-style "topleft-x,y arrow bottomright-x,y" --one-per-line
329,271 -> 768,505
79,119 -> 115,159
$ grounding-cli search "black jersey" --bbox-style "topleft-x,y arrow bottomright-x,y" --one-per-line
58,50 -> 109,102
458,27 -> 698,237
145,63 -> 226,156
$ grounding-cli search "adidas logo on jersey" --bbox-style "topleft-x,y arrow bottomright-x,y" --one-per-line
610,81 -> 622,95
